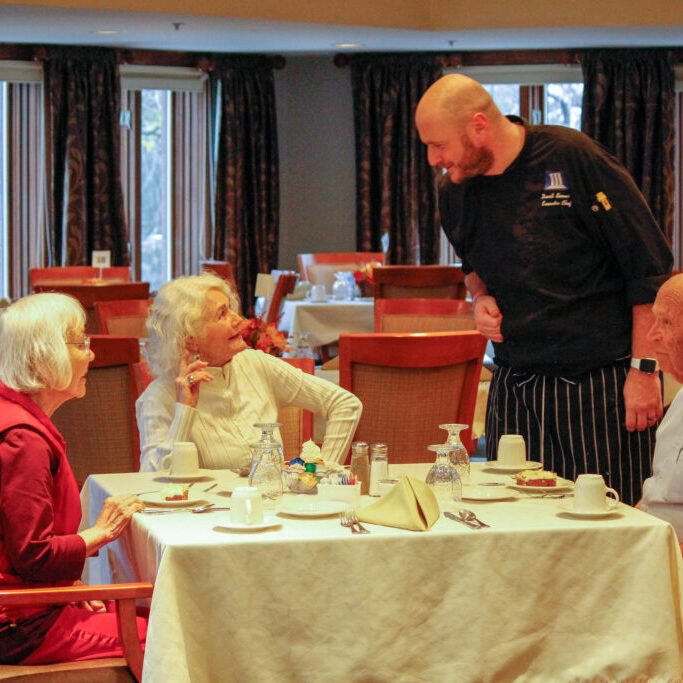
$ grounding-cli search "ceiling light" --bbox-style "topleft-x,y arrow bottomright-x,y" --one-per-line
91,29 -> 122,35
334,43 -> 364,48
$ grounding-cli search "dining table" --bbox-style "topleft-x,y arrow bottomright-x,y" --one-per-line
81,463 -> 683,682
278,296 -> 374,347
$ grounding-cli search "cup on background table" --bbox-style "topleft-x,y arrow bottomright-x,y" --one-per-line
573,474 -> 619,513
160,442 -> 199,475
497,435 -> 526,465
230,486 -> 265,525
308,284 -> 327,302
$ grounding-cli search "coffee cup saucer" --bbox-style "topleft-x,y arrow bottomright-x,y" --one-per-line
556,500 -> 622,519
154,469 -> 215,482
482,460 -> 542,474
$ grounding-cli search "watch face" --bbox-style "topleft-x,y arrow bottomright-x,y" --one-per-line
639,358 -> 658,373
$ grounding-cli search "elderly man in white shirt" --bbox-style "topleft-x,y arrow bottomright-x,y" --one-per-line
641,273 -> 683,537
137,272 -> 362,472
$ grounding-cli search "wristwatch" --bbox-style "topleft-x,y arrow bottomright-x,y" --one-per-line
630,357 -> 659,374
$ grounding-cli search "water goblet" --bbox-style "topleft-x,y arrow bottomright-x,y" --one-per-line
425,443 -> 462,506
439,423 -> 470,483
248,441 -> 283,508
253,422 -> 284,467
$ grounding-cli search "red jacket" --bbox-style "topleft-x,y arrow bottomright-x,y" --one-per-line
0,383 -> 85,623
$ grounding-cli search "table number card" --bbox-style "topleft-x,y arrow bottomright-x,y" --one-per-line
92,250 -> 111,269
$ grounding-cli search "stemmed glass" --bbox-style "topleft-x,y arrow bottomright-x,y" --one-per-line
439,423 -> 470,483
425,443 -> 462,505
248,441 -> 283,508
252,423 -> 284,468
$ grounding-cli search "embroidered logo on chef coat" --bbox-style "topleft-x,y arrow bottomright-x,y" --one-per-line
541,171 -> 572,208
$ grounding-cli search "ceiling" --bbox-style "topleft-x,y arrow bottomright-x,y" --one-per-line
0,3 -> 681,55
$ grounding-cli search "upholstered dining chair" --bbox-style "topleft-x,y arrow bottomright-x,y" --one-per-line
373,265 -> 467,300
297,252 -> 384,293
200,260 -> 237,290
339,331 -> 487,463
129,356 -> 314,463
95,299 -> 153,337
374,298 -> 475,333
29,266 -> 130,290
51,335 -> 141,488
0,582 -> 152,682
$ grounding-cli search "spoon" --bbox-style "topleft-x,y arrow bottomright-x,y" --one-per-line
459,509 -> 490,528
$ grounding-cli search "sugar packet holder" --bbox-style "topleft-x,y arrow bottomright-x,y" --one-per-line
317,482 -> 361,507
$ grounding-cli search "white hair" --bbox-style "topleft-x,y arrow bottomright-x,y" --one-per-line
0,293 -> 86,394
146,272 -> 240,379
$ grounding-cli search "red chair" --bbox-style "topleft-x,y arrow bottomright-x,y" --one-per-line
297,252 -> 384,291
200,260 -> 237,291
373,265 -> 467,300
51,335 -> 141,486
95,299 -> 153,336
29,266 -> 129,289
374,298 -> 475,333
0,582 -> 152,682
339,331 -> 486,462
264,272 -> 298,324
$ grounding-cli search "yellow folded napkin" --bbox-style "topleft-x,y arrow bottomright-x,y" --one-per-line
356,476 -> 440,531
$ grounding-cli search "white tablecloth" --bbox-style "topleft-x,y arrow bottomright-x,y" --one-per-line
279,297 -> 374,346
81,464 -> 683,683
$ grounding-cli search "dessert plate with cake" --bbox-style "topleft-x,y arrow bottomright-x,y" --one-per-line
483,460 -> 543,474
509,470 -> 573,492
139,485 -> 207,508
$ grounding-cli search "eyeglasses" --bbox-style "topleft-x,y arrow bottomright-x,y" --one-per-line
66,335 -> 90,354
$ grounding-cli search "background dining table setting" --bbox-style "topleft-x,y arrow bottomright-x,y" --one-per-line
80,461 -> 683,683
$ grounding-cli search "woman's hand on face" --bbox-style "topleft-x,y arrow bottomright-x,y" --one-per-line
94,494 -> 145,544
175,350 -> 213,408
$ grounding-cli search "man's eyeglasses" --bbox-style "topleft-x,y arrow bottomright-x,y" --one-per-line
66,335 -> 90,353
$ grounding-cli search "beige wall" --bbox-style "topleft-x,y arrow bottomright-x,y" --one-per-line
1,0 -> 680,30
275,55 -> 356,272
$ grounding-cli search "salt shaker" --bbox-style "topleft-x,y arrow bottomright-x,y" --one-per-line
369,443 -> 389,496
350,442 -> 370,495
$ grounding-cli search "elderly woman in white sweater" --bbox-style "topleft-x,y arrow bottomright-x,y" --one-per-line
136,272 -> 361,472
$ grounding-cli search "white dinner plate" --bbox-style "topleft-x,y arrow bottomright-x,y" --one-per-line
509,477 -> 573,493
461,486 -> 519,501
278,499 -> 347,518
154,469 -> 217,482
214,517 -> 282,532
556,501 -> 622,519
139,492 -> 207,508
482,461 -> 543,473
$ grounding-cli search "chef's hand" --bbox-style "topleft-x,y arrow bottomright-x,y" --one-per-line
474,295 -> 504,342
624,368 -> 662,432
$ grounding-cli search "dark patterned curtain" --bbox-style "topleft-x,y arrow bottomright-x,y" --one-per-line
350,54 -> 442,265
210,56 -> 279,316
43,46 -> 128,266
581,49 -> 675,240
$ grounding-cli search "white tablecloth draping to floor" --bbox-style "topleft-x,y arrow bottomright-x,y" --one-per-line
80,464 -> 683,683
279,297 -> 374,346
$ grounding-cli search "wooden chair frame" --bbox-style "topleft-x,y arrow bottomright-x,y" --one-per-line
297,252 -> 384,282
0,582 -> 152,682
95,299 -> 153,336
264,273 -> 298,324
339,331 -> 486,460
29,267 -> 130,289
373,265 -> 467,300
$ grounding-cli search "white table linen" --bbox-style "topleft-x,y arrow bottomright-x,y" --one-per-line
279,297 -> 374,347
81,464 -> 683,683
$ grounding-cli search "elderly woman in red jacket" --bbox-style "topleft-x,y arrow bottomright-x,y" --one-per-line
0,293 -> 146,665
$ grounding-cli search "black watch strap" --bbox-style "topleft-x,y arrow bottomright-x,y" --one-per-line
630,357 -> 659,374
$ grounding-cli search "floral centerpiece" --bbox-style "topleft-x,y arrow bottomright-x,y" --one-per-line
353,260 -> 382,297
240,315 -> 288,357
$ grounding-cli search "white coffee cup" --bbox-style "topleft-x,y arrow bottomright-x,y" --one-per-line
497,435 -> 526,466
160,442 -> 199,475
573,474 -> 619,513
230,486 -> 265,525
308,284 -> 326,302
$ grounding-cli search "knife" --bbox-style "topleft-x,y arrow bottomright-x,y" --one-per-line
443,511 -> 481,529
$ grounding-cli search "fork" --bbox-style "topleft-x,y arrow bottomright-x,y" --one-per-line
340,510 -> 359,534
350,511 -> 370,534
